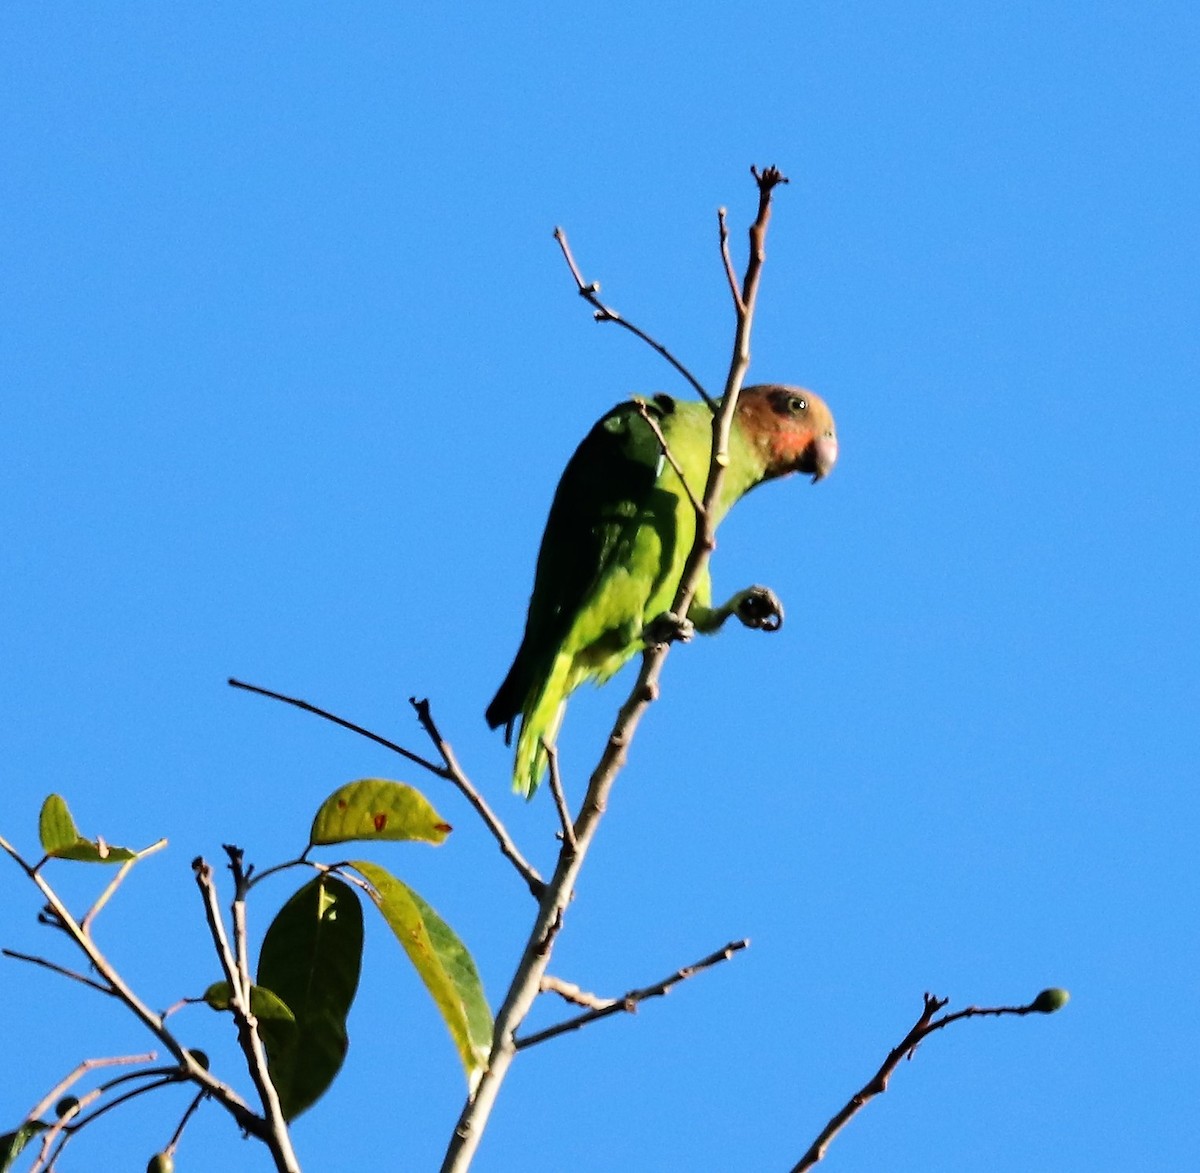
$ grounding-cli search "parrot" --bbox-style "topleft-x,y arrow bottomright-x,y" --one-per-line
486,384 -> 837,797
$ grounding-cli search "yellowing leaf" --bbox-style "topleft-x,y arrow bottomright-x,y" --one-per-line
309,779 -> 452,848
351,861 -> 491,1089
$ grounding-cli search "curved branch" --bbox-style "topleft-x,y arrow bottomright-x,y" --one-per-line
228,678 -> 543,897
791,989 -> 1069,1170
553,227 -> 718,411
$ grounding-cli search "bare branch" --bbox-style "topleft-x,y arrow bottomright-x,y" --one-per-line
22,1052 -> 156,1128
223,846 -> 255,996
791,990 -> 1067,1171
542,742 -> 576,851
553,226 -> 718,412
410,696 -> 545,897
539,974 -> 612,1010
228,677 -> 544,897
1,835 -> 264,1138
229,677 -> 443,775
2,947 -> 113,995
517,939 -> 749,1050
164,1089 -> 207,1158
717,206 -> 741,311
81,838 -> 168,933
29,1065 -> 177,1173
193,856 -> 300,1173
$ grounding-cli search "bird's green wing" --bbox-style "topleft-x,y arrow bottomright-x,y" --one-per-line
485,396 -> 671,735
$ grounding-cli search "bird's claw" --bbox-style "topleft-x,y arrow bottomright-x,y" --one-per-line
735,585 -> 784,632
643,611 -> 695,647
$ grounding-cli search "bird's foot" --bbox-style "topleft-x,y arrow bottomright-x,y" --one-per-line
733,585 -> 784,632
643,611 -> 695,647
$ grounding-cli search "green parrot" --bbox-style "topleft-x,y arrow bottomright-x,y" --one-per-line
487,384 -> 837,797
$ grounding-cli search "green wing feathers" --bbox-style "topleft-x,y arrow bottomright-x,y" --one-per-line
486,395 -> 703,797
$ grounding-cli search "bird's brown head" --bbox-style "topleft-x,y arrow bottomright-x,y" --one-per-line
736,384 -> 838,483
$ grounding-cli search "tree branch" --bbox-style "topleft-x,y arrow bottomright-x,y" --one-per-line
2,947 -> 113,995
410,696 -> 545,897
227,677 -> 543,897
441,169 -> 786,1172
80,838 -> 168,934
517,939 -> 749,1050
192,856 -> 300,1173
791,989 -> 1070,1171
20,1052 -> 156,1133
717,206 -> 741,311
0,835 -> 264,1139
553,226 -> 718,412
541,741 -> 577,851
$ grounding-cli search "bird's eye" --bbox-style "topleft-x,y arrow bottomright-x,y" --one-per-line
788,396 -> 808,414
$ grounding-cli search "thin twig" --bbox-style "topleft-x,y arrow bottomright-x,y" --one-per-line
81,838 -> 168,933
410,696 -> 545,898
229,677 -> 443,775
791,991 -> 1064,1171
31,1067 -> 177,1172
165,1089 -> 207,1158
717,206 -> 741,311
517,939 -> 749,1050
59,1073 -> 180,1134
0,836 -> 264,1137
224,846 -> 254,996
542,742 -> 577,851
539,974 -> 612,1010
22,1053 -> 156,1127
633,401 -> 705,516
228,677 -> 543,897
2,947 -> 112,995
553,226 -> 718,412
192,856 -> 300,1173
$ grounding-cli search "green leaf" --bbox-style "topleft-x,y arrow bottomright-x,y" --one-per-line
37,794 -> 137,863
351,861 -> 491,1089
1,1121 -> 47,1171
204,980 -> 299,1074
309,779 -> 452,848
202,981 -> 297,1024
256,875 -> 363,1120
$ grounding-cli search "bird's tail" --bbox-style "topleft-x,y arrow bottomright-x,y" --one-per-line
513,652 -> 572,798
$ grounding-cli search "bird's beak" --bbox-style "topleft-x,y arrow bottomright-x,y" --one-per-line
810,433 -> 838,483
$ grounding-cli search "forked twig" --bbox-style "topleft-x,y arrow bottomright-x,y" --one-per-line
192,857 -> 300,1173
791,989 -> 1069,1171
411,696 -> 545,897
82,839 -> 168,933
227,678 -> 543,897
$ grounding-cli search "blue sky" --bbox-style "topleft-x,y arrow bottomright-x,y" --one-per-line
2,3 -> 1197,1170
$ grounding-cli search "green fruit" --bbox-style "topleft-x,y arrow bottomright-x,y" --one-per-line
1030,987 -> 1070,1013
147,1152 -> 175,1173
